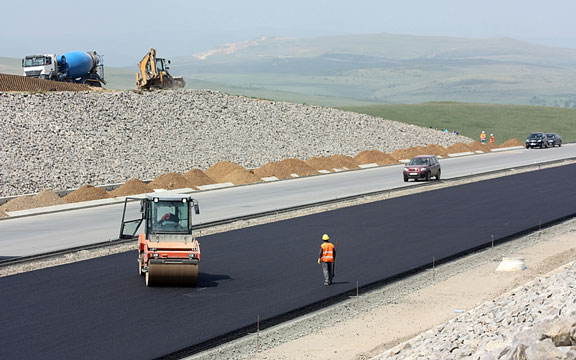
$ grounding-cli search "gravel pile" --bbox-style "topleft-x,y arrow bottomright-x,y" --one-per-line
0,90 -> 471,197
378,261 -> 576,360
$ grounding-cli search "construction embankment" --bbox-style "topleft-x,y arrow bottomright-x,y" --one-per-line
0,89 -> 475,199
0,73 -> 92,92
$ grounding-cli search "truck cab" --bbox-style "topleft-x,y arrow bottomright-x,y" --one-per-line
22,54 -> 58,80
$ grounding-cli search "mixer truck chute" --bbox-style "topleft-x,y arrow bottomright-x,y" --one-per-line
136,48 -> 185,90
22,50 -> 106,87
120,194 -> 201,287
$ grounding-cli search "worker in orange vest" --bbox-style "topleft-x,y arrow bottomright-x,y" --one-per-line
490,134 -> 495,144
318,234 -> 336,285
480,131 -> 486,143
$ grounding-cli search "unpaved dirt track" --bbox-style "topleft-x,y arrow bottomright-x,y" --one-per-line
0,73 -> 92,92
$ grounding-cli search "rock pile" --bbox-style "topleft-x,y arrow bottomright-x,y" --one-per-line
378,260 -> 576,360
0,90 -> 471,197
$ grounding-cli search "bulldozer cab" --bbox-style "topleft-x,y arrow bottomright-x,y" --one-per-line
119,194 -> 199,239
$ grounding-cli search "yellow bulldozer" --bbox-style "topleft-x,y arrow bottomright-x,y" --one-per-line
136,48 -> 186,90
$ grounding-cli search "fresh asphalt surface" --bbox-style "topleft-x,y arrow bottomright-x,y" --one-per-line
1,144 -> 576,257
1,164 -> 576,360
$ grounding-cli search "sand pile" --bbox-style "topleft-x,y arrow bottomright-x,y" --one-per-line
64,185 -> 110,203
0,209 -> 7,218
218,169 -> 260,185
422,144 -> 449,157
306,156 -> 336,171
254,159 -> 317,179
276,159 -> 317,177
445,142 -> 472,153
467,141 -> 495,152
329,155 -> 359,169
389,147 -> 425,161
0,195 -> 37,213
183,169 -> 215,187
0,190 -> 66,214
148,173 -> 193,190
109,179 -> 153,197
500,138 -> 524,147
253,162 -> 279,179
33,190 -> 66,207
354,150 -> 398,166
205,161 -> 245,182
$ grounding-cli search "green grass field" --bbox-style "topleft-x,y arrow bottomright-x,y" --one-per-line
340,102 -> 576,143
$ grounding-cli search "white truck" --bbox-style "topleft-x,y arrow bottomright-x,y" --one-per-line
22,51 -> 105,87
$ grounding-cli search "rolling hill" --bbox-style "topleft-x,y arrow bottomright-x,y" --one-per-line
171,33 -> 576,107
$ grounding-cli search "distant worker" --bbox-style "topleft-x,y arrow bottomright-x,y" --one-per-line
480,131 -> 486,144
318,234 -> 336,285
490,134 -> 495,144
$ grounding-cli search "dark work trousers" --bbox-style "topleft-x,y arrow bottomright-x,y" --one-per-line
321,262 -> 334,285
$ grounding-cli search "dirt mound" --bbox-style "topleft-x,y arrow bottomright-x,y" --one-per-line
500,138 -> 524,147
64,185 -> 110,203
329,155 -> 359,169
422,144 -> 449,157
109,178 -> 153,197
389,147 -> 426,161
254,159 -> 317,179
0,190 -> 66,213
445,142 -> 472,154
218,169 -> 260,185
0,73 -> 92,92
0,195 -> 37,212
205,161 -> 245,182
355,150 -> 398,166
148,173 -> 193,190
33,189 -> 66,207
183,169 -> 215,187
253,162 -> 279,179
467,141 -> 495,152
0,209 -> 7,218
306,156 -> 335,171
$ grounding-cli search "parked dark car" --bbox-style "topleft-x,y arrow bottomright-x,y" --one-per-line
403,155 -> 441,182
546,133 -> 562,147
525,132 -> 549,149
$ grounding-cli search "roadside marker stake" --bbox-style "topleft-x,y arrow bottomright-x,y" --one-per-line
432,256 -> 435,281
356,280 -> 359,299
256,315 -> 260,349
491,234 -> 494,249
539,219 -> 542,231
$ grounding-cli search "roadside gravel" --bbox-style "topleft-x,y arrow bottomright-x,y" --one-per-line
0,90 -> 470,197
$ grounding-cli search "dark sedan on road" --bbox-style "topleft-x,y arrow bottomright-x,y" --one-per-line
525,132 -> 549,149
546,133 -> 562,147
403,155 -> 441,182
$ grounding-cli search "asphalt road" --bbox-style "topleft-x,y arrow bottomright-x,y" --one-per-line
1,164 -> 575,360
1,144 -> 575,258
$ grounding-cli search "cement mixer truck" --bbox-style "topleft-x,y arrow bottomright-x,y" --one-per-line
22,50 -> 106,87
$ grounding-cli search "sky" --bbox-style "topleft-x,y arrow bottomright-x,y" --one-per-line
1,0 -> 575,66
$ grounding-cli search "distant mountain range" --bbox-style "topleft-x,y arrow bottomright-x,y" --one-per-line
3,33 -> 576,106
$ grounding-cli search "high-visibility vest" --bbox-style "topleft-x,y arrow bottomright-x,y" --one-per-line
320,242 -> 335,262
481,133 -> 486,140
490,136 -> 495,143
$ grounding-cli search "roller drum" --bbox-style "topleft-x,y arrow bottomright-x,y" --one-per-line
146,262 -> 198,287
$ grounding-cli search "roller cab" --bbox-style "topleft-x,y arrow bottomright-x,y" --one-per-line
120,194 -> 200,287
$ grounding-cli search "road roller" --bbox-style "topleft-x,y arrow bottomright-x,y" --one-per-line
119,194 -> 201,287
